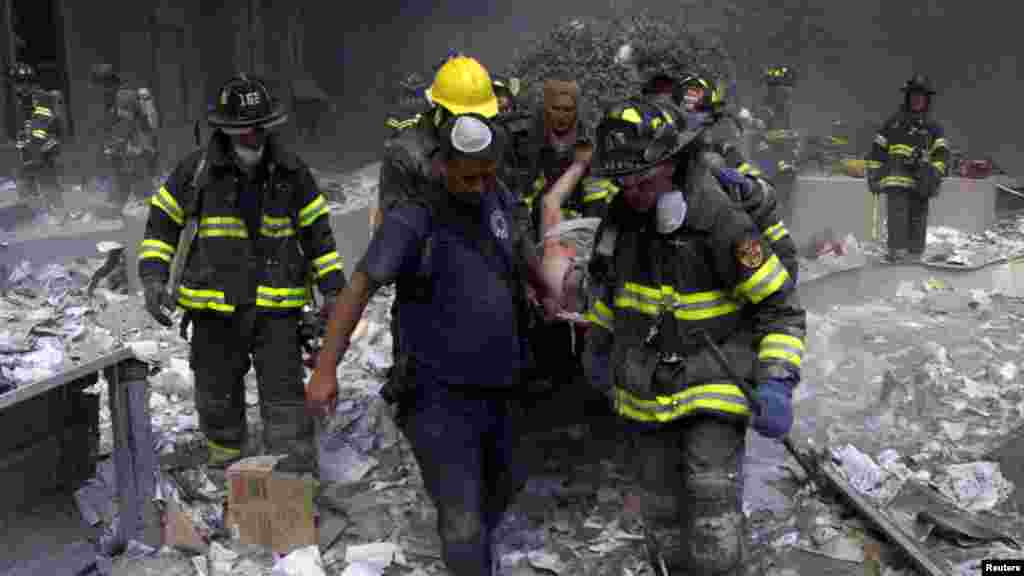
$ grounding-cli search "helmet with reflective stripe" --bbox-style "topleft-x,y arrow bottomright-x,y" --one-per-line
762,65 -> 796,87
207,74 -> 288,133
594,98 -> 700,177
426,56 -> 499,118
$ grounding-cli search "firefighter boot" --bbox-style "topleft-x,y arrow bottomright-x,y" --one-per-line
195,384 -> 248,468
262,402 -> 318,476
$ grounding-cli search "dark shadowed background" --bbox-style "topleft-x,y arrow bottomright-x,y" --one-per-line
307,0 -> 1021,175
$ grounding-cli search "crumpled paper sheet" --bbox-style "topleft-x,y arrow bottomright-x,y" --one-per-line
932,462 -> 1016,512
832,444 -> 886,497
343,542 -> 399,575
271,545 -> 326,576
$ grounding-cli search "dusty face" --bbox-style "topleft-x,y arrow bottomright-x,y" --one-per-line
544,80 -> 578,135
444,156 -> 498,204
909,92 -> 929,113
619,161 -> 676,213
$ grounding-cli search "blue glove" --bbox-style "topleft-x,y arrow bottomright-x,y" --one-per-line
715,167 -> 753,197
752,378 -> 794,438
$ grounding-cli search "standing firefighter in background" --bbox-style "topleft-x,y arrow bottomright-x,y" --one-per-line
91,63 -> 160,216
384,72 -> 431,137
754,65 -> 801,221
7,62 -> 63,214
308,113 -> 551,575
866,74 -> 948,262
552,97 -> 805,574
138,75 -> 346,473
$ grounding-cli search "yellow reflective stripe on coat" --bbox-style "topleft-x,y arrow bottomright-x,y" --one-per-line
763,221 -> 789,242
931,161 -> 946,174
137,238 -> 175,263
582,178 -> 618,203
31,129 -> 48,139
260,214 -> 295,237
737,162 -> 754,175
930,138 -> 947,153
758,333 -> 805,370
829,136 -> 848,146
584,299 -> 614,331
151,186 -> 184,225
33,106 -> 52,118
255,286 -> 307,308
865,160 -> 884,169
313,251 -> 343,278
298,195 -> 329,227
614,382 -> 751,423
888,144 -> 914,157
178,286 -> 234,312
880,175 -> 916,188
614,283 -> 739,321
198,216 -> 247,238
874,134 -> 887,148
735,254 -> 790,304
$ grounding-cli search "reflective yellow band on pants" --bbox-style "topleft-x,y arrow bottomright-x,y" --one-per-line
32,129 -> 47,139
930,138 -> 947,153
313,251 -> 343,278
299,195 -> 329,227
255,286 -> 307,309
199,216 -> 247,238
138,238 -> 175,263
260,215 -> 295,237
758,333 -> 805,369
584,299 -> 614,331
763,221 -> 789,242
880,175 -> 916,188
614,283 -> 739,321
33,106 -> 53,118
735,254 -> 790,304
614,382 -> 751,423
151,186 -> 184,226
178,286 -> 234,313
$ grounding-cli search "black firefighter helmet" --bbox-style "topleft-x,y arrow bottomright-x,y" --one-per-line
207,74 -> 288,133
762,65 -> 796,87
901,73 -> 936,96
593,98 -> 701,178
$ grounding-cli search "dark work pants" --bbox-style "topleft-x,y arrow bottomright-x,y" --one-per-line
403,374 -> 528,576
189,307 -> 305,449
772,172 -> 796,227
17,160 -> 62,210
885,187 -> 931,256
631,416 -> 747,574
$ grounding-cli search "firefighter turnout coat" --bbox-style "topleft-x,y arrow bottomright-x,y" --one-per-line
583,155 -> 806,424
866,111 -> 948,195
138,133 -> 345,313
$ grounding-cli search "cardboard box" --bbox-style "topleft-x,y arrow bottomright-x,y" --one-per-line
226,456 -> 318,554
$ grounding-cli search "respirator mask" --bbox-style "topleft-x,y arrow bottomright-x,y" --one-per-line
655,190 -> 687,235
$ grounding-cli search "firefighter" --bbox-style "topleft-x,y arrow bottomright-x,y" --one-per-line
137,74 -> 346,473
371,55 -> 501,409
559,97 -> 806,574
90,63 -> 160,216
754,65 -> 801,221
634,72 -> 799,281
866,74 -> 948,262
308,113 -> 550,575
7,62 -> 63,215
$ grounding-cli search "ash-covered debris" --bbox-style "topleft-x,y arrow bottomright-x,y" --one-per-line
505,13 -> 732,125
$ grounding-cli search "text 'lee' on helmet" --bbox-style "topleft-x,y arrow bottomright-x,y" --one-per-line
7,62 -> 36,84
594,98 -> 700,177
207,74 -> 288,133
426,56 -> 499,118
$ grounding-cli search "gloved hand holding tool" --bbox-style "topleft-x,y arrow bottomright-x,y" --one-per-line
694,329 -> 814,476
143,280 -> 175,327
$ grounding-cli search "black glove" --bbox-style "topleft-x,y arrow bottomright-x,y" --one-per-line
143,280 -> 174,327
